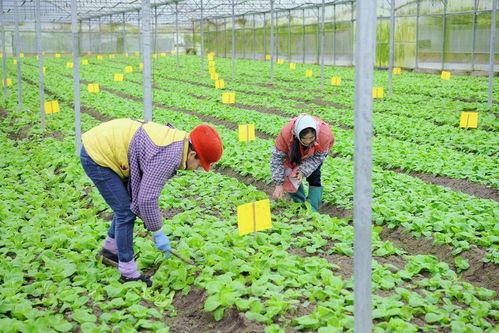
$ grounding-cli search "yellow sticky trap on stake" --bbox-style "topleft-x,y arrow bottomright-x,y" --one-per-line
208,60 -> 216,67
209,67 -> 216,74
215,79 -> 225,89
0,53 -> 3,58
125,66 -> 133,73
20,53 -> 25,58
12,59 -> 17,64
139,63 -> 144,69
211,72 -> 219,80
207,54 -> 214,61
160,52 -> 166,57
305,70 -> 313,77
238,124 -> 255,142
44,100 -> 60,114
124,53 -> 129,57
152,54 -> 157,59
331,77 -> 342,86
66,62 -> 74,69
82,59 -> 89,65
393,67 -> 401,75
97,55 -> 103,60
171,50 -> 176,55
289,63 -> 296,69
3,78 -> 12,87
460,112 -> 478,129
42,52 -> 46,55
43,67 -> 46,74
441,71 -> 451,80
88,84 -> 100,93
222,92 -> 236,104
237,199 -> 272,236
114,74 -> 124,82
277,59 -> 284,64
87,51 -> 92,55
55,53 -> 61,58
109,54 -> 116,59
134,52 -> 140,56
373,87 -> 384,99
265,54 -> 271,60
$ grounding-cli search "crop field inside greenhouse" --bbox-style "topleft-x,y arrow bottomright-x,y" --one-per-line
0,1 -> 498,333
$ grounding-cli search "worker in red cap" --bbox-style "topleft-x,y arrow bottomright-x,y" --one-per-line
80,119 -> 223,287
270,114 -> 334,212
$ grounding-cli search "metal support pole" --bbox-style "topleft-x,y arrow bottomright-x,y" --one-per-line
263,14 -> 267,58
270,0 -> 275,82
98,17 -> 102,54
224,18 -> 227,58
200,0 -> 205,72
89,19 -> 92,54
351,1 -> 355,66
0,0 -> 7,101
415,0 -> 420,69
252,14 -> 256,60
35,0 -> 45,129
471,0 -> 478,71
14,0 -> 23,110
231,0 -> 235,79
138,12 -> 142,55
141,0 -> 153,121
488,0 -> 497,107
441,0 -> 447,70
153,7 -> 158,55
353,0 -> 376,331
276,12 -> 279,59
316,9 -> 320,65
123,13 -> 126,54
388,0 -> 395,94
175,2 -> 179,69
71,0 -> 81,154
333,4 -> 337,66
320,0 -> 325,90
242,15 -> 246,58
288,10 -> 291,62
302,8 -> 305,64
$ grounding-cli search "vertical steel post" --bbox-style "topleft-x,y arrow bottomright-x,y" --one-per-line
441,0 -> 447,70
0,0 -> 7,100
333,4 -> 337,66
351,1 -> 355,66
14,0 -> 23,110
270,0 -> 275,82
302,8 -> 305,64
471,0 -> 478,71
488,0 -> 497,107
276,11 -> 279,60
231,0 -> 235,79
415,0 -> 420,69
224,17 -> 227,58
320,0 -> 325,90
123,13 -> 126,54
353,0 -> 376,330
138,12 -> 142,55
98,16 -> 102,54
242,15 -> 246,58
35,0 -> 45,129
71,0 -> 81,154
175,2 -> 179,69
200,0 -> 205,72
388,0 -> 395,94
142,0 -> 153,121
316,8 -> 320,65
263,13 -> 267,58
288,10 -> 291,62
89,19 -> 92,54
153,7 -> 158,55
252,14 -> 256,60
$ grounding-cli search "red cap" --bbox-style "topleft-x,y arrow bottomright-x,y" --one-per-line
190,125 -> 223,171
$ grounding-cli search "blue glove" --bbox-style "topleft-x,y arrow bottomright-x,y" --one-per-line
153,230 -> 171,259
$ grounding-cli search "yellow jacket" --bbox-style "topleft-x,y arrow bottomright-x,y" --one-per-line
82,119 -> 189,178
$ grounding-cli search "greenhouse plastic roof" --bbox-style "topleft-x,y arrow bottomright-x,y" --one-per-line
0,0 -> 349,24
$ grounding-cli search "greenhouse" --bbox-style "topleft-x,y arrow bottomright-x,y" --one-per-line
0,0 -> 498,332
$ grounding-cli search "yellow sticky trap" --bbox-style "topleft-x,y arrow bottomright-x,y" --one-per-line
171,50 -> 176,55
42,52 -> 46,55
44,100 -> 60,114
12,59 -> 17,64
215,79 -> 225,89
211,72 -> 219,80
393,67 -> 401,75
373,87 -> 384,99
88,83 -> 100,93
289,63 -> 296,69
441,71 -> 451,80
209,67 -> 216,74
237,199 -> 272,236
87,51 -> 92,55
331,77 -> 342,86
277,59 -> 284,65
207,54 -> 214,61
139,63 -> 143,69
55,53 -> 61,58
265,54 -> 271,60
66,62 -> 74,69
114,74 -> 124,82
36,56 -> 39,60
239,124 -> 255,142
125,66 -> 133,73
160,52 -> 166,57
152,54 -> 157,59
97,55 -> 103,60
222,92 -> 236,104
43,67 -> 46,74
124,53 -> 129,57
20,53 -> 25,58
0,53 -> 3,58
82,59 -> 89,65
134,52 -> 140,56
460,112 -> 478,129
208,61 -> 216,67
305,70 -> 313,77
3,78 -> 12,87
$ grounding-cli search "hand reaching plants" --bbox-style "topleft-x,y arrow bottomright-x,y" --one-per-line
153,229 -> 171,258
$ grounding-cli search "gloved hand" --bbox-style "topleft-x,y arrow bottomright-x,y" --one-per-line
153,230 -> 171,259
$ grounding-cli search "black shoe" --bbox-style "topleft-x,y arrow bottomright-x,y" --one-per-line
120,274 -> 152,287
96,248 -> 118,267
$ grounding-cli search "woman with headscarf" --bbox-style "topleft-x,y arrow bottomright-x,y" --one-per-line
270,114 -> 334,212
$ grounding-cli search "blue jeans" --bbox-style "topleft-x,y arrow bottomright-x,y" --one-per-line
80,145 -> 136,263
